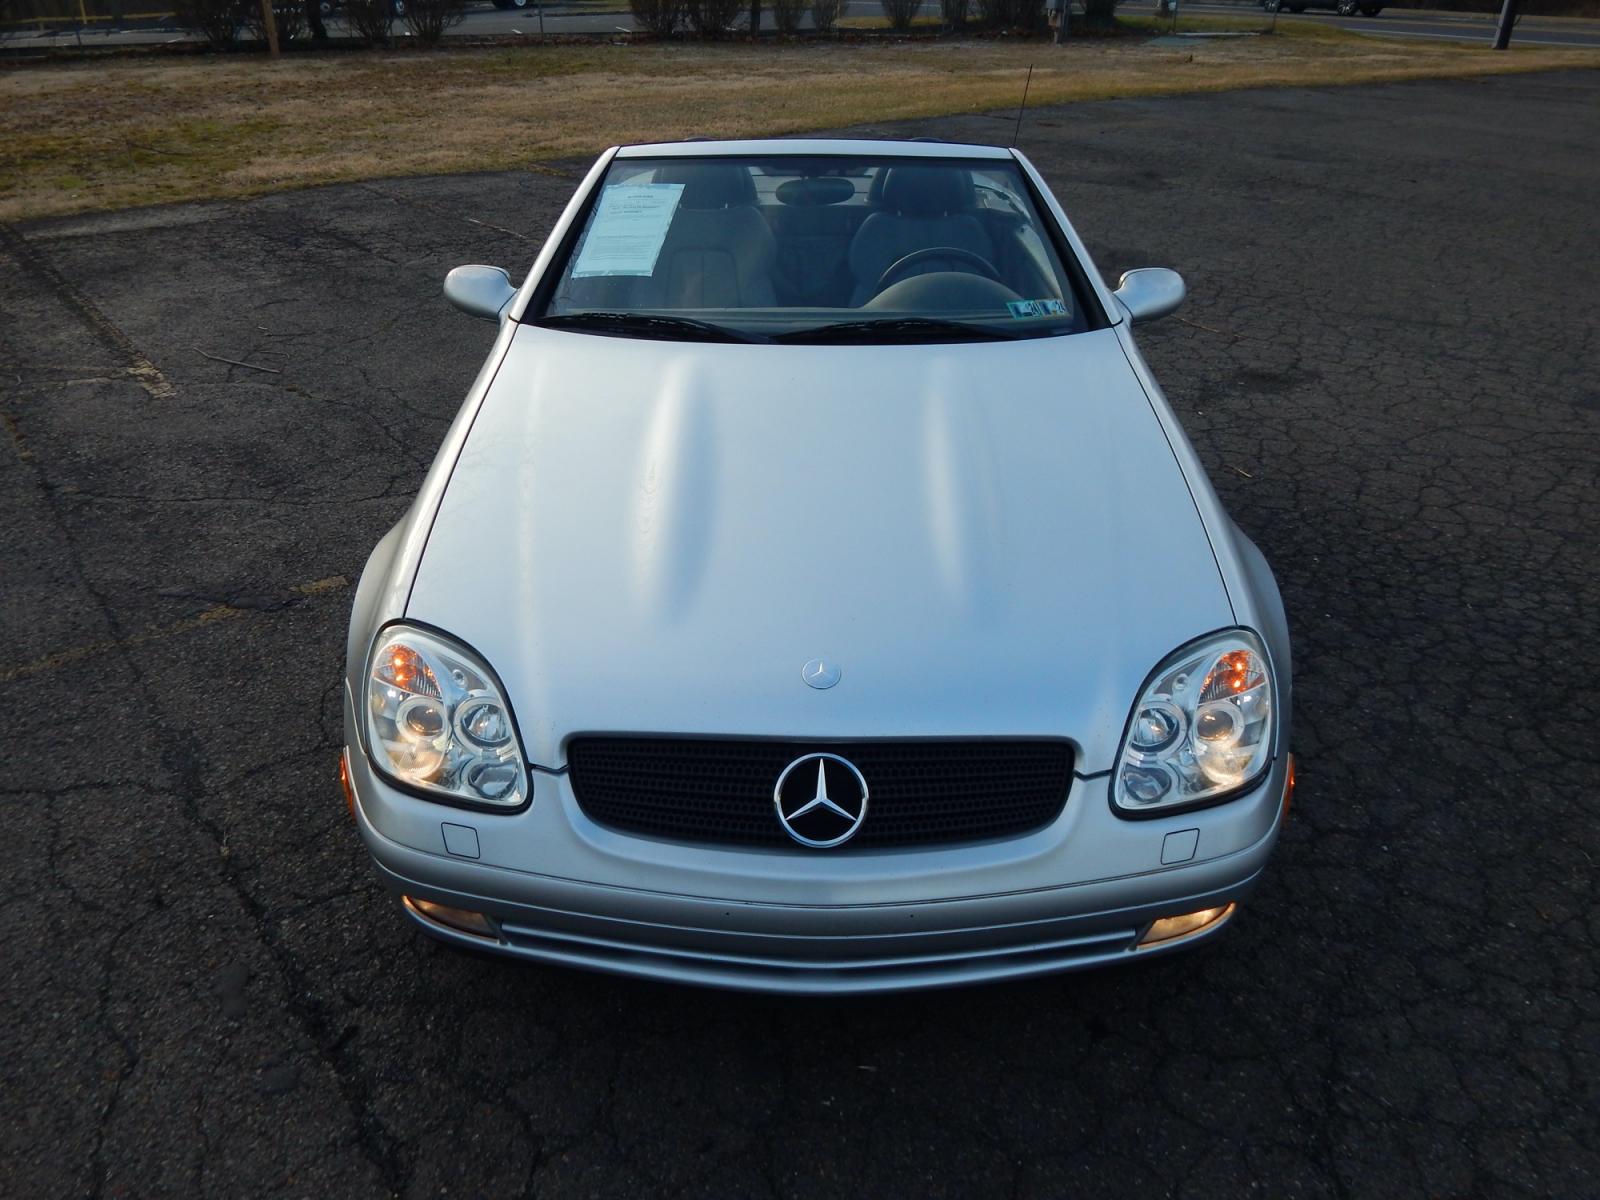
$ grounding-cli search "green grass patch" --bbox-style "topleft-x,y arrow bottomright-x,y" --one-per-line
837,13 -> 946,27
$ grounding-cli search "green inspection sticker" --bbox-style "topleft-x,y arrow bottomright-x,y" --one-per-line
1007,299 -> 1069,318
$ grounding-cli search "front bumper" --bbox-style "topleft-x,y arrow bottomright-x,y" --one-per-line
345,741 -> 1288,995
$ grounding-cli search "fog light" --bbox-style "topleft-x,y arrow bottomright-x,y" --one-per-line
403,895 -> 500,940
1137,903 -> 1235,947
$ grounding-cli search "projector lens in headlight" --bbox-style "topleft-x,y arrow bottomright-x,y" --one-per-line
455,696 -> 514,749
1129,702 -> 1183,754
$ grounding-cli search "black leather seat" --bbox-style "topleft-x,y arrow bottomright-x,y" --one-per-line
846,166 -> 995,307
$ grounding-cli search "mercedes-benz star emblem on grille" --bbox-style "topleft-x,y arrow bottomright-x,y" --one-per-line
801,658 -> 841,690
773,753 -> 868,848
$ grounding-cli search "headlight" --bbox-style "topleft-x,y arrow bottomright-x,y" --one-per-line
1112,630 -> 1276,816
364,625 -> 528,808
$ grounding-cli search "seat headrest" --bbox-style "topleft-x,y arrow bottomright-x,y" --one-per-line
879,166 -> 974,216
652,163 -> 758,210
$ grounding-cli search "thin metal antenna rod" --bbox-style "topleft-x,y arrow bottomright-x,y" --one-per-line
1011,66 -> 1035,148
1493,0 -> 1520,48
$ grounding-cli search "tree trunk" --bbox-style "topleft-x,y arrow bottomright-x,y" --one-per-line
259,0 -> 280,54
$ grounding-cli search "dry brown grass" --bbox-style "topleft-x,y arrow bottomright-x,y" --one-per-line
2,29 -> 1596,220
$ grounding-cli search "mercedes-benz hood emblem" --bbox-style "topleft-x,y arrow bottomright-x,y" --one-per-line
801,658 -> 841,690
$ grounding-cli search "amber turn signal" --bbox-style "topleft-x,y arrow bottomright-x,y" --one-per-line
339,747 -> 356,819
1136,903 -> 1236,948
403,895 -> 500,940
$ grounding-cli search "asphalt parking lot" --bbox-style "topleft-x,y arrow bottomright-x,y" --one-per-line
3,69 -> 1598,1198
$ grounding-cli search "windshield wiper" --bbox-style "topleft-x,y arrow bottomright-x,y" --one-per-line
535,311 -> 767,344
774,317 -> 1020,345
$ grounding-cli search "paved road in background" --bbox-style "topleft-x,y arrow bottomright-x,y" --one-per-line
1187,1 -> 1600,45
4,69 -> 1600,1198
7,0 -> 1600,47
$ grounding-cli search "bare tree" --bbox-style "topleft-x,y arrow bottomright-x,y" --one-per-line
976,0 -> 1045,29
242,0 -> 306,44
172,0 -> 242,48
684,0 -> 741,35
880,0 -> 919,27
630,0 -> 682,34
772,0 -> 804,29
404,0 -> 466,44
345,0 -> 395,44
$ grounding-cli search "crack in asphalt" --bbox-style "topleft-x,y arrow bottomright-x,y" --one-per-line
0,577 -> 350,684
0,256 -> 399,1189
0,223 -> 174,400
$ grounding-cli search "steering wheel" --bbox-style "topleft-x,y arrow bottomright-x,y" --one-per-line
874,247 -> 1003,296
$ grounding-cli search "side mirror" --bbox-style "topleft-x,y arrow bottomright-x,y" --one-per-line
1112,268 -> 1185,324
444,265 -> 517,323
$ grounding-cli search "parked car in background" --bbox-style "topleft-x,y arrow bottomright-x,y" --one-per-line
1263,0 -> 1384,14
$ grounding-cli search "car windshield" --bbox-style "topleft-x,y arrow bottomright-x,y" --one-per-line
533,153 -> 1096,345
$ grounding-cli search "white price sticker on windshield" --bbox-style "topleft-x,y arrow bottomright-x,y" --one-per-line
571,183 -> 685,279
1007,298 -> 1069,319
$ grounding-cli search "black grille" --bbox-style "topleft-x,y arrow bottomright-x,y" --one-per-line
566,738 -> 1073,849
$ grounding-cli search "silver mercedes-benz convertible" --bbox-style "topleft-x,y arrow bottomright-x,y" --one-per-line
341,138 -> 1293,994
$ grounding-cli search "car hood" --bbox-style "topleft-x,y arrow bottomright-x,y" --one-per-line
406,325 -> 1233,772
